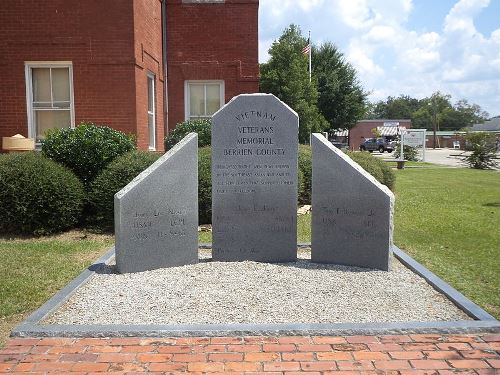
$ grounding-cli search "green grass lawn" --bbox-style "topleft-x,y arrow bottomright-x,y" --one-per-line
393,167 -> 500,318
0,232 -> 113,346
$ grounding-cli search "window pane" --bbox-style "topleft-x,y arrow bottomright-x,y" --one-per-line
148,76 -> 155,112
34,110 -> 71,141
52,68 -> 70,102
189,84 -> 205,116
32,68 -> 51,103
148,113 -> 155,149
206,84 -> 221,115
52,101 -> 70,109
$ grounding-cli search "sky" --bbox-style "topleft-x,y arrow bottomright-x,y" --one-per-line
258,0 -> 500,117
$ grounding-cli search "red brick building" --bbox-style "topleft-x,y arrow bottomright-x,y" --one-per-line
349,119 -> 412,150
0,0 -> 259,151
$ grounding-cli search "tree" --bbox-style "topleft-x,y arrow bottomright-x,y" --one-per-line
367,91 -> 489,132
411,106 -> 432,129
312,42 -> 368,131
453,99 -> 489,128
462,132 -> 498,169
367,95 -> 420,119
260,25 -> 328,143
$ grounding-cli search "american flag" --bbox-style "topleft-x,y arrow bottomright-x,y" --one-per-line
302,39 -> 311,55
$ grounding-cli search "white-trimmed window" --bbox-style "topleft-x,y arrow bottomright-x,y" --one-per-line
185,80 -> 224,120
147,73 -> 156,151
25,62 -> 75,142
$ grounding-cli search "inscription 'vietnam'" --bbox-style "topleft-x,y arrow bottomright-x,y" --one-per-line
211,94 -> 298,262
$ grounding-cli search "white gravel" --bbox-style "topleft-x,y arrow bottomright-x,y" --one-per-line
44,249 -> 470,325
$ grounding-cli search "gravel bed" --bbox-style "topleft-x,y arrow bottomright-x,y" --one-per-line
45,249 -> 470,325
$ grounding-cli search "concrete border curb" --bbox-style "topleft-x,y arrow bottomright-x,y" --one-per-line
12,245 -> 499,338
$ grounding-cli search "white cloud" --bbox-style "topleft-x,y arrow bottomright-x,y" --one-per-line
258,0 -> 500,115
347,44 -> 385,79
335,0 -> 374,30
364,25 -> 398,44
444,0 -> 490,34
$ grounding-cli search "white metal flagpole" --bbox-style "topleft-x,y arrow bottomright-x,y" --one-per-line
308,31 -> 312,83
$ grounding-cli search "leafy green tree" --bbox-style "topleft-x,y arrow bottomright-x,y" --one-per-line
462,132 -> 498,169
312,42 -> 368,131
367,95 -> 420,119
453,99 -> 489,127
260,25 -> 328,143
411,106 -> 432,129
367,91 -> 488,131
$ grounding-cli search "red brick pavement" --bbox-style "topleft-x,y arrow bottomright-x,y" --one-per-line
0,333 -> 498,374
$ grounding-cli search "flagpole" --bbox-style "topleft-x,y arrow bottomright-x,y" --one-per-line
308,30 -> 312,83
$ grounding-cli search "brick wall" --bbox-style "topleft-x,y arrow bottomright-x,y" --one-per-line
133,0 -> 165,151
0,0 -> 259,151
0,0 -> 138,148
165,0 -> 260,133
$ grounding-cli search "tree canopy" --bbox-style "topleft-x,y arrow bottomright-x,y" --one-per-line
260,24 -> 489,138
367,92 -> 489,131
260,25 -> 327,143
260,25 -> 367,143
312,43 -> 368,131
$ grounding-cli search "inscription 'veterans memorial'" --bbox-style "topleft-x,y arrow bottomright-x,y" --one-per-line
114,133 -> 199,273
311,133 -> 394,270
212,94 -> 298,262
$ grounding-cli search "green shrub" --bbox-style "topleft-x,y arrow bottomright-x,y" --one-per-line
165,119 -> 211,150
42,122 -> 136,185
347,151 -> 395,191
87,151 -> 161,229
394,143 -> 419,161
198,147 -> 212,224
463,132 -> 498,169
296,146 -> 395,205
0,152 -> 85,235
298,145 -> 312,204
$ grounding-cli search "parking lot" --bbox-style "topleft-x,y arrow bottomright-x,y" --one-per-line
372,148 -> 470,167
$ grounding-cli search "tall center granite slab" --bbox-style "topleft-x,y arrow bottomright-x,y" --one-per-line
211,94 -> 298,262
114,133 -> 198,273
311,133 -> 394,271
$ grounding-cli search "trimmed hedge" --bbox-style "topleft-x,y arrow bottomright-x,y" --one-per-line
42,123 -> 136,185
0,152 -> 85,235
87,151 -> 161,229
298,145 -> 312,204
296,146 -> 395,205
347,150 -> 395,191
165,119 -> 211,150
198,147 -> 212,224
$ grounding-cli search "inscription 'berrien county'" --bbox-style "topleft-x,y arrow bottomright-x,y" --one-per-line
212,94 -> 298,262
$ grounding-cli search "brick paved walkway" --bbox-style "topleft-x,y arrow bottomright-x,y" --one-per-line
0,334 -> 498,374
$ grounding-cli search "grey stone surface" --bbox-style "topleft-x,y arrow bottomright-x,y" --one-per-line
12,245 -> 500,338
211,94 -> 298,262
114,133 -> 198,273
311,134 -> 394,270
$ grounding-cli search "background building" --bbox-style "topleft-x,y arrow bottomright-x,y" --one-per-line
350,120 -> 412,149
0,0 -> 259,151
